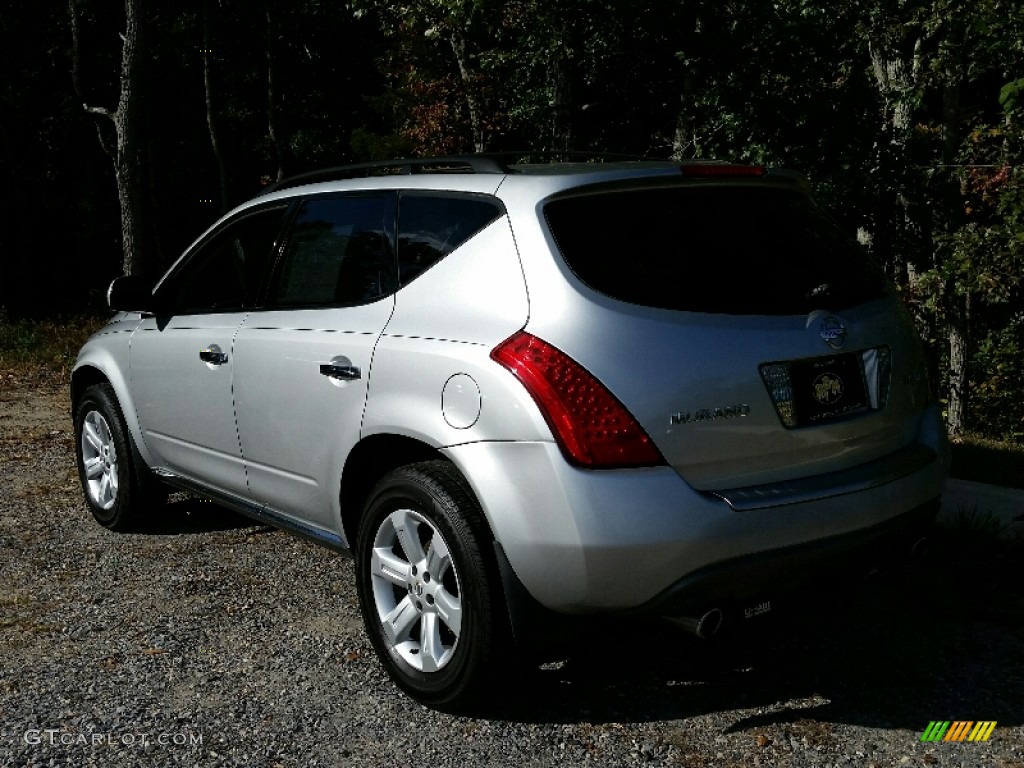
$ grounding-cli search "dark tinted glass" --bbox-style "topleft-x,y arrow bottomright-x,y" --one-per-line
397,193 -> 504,286
170,205 -> 287,314
274,194 -> 396,307
544,187 -> 888,315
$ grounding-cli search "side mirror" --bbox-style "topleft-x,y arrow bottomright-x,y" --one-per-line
107,275 -> 156,313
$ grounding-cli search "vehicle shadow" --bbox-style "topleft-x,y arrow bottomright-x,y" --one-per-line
137,494 -> 268,536
494,535 -> 1024,733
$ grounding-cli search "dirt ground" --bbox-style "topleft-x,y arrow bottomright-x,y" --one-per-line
0,367 -> 78,501
3,366 -> 1024,767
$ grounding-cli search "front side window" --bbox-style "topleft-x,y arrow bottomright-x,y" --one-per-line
166,205 -> 287,314
273,194 -> 397,308
397,193 -> 504,286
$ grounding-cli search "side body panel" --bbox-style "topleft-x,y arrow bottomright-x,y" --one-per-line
363,216 -> 538,448
232,299 -> 394,531
129,313 -> 249,496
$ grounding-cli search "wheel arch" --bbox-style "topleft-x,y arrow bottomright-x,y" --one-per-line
72,364 -> 168,530
339,434 -> 491,548
337,437 -> 568,660
71,359 -> 154,468
70,365 -> 110,413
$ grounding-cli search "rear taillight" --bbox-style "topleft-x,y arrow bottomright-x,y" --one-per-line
491,332 -> 664,469
758,362 -> 798,428
862,346 -> 892,410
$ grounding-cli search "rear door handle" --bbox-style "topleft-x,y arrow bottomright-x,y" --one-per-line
199,345 -> 228,365
320,362 -> 361,381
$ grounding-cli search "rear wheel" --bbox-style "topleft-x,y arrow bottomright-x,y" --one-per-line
74,383 -> 163,531
355,461 -> 508,710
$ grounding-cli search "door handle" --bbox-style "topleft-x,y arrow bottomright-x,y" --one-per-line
199,346 -> 228,365
320,363 -> 361,380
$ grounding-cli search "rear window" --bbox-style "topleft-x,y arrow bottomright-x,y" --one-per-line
544,186 -> 888,315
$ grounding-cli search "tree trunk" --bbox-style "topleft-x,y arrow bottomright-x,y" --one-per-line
0,116 -> 26,270
865,24 -> 922,282
671,93 -> 692,160
116,0 -> 144,276
449,31 -> 485,153
204,0 -> 229,211
548,56 -> 572,153
946,291 -> 969,436
939,19 -> 969,437
266,4 -> 288,182
69,0 -> 147,277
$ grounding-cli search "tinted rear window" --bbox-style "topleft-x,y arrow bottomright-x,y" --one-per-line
544,186 -> 888,315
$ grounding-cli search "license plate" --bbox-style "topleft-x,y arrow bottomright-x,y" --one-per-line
789,353 -> 868,426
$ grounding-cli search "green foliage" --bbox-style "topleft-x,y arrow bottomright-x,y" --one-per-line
343,0 -> 1022,444
350,128 -> 416,161
970,317 -> 1024,442
947,505 -> 1008,544
999,78 -> 1024,113
950,434 -> 1024,488
0,309 -> 107,372
1,0 -> 1020,440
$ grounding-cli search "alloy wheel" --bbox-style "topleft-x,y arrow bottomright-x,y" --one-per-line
368,507 -> 463,673
80,410 -> 119,511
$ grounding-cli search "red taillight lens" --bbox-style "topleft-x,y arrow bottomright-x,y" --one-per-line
491,332 -> 664,469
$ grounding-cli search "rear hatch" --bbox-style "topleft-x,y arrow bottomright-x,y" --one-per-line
541,172 -> 930,490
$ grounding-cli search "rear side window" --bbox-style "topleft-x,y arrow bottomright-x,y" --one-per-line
273,194 -> 397,308
544,186 -> 888,315
397,193 -> 504,286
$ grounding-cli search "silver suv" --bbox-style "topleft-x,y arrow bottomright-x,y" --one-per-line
72,156 -> 947,709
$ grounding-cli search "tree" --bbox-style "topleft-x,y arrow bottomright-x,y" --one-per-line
202,0 -> 229,212
69,0 -> 147,277
8,0 -> 1016,440
353,0 -> 498,153
265,2 -> 290,181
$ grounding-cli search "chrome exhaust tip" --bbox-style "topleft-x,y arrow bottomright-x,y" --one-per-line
666,608 -> 724,639
909,536 -> 930,562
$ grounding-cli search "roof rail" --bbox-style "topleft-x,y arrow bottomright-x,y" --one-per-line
489,150 -> 650,165
259,151 -> 658,195
260,155 -> 510,194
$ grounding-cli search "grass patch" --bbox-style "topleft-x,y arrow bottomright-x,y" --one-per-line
945,505 -> 1009,545
0,309 -> 107,374
950,435 -> 1024,490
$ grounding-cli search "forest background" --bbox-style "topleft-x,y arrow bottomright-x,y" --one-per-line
1,0 -> 1021,443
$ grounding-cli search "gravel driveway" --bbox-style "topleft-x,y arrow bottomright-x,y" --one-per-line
2,368 -> 1022,768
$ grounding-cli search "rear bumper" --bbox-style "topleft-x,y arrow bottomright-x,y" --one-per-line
633,497 -> 938,619
447,434 -> 946,614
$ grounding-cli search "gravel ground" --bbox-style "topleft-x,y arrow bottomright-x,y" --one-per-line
2,367 -> 1023,768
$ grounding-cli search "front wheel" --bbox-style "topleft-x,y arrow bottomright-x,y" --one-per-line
74,383 -> 163,531
355,461 -> 508,710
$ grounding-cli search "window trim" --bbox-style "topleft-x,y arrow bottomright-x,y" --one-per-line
395,190 -> 507,289
154,201 -> 294,317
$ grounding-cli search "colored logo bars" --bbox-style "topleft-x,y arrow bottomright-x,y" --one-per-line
920,721 -> 997,742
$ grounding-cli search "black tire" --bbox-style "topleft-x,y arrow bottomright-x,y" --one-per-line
74,383 -> 164,531
355,461 -> 508,711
